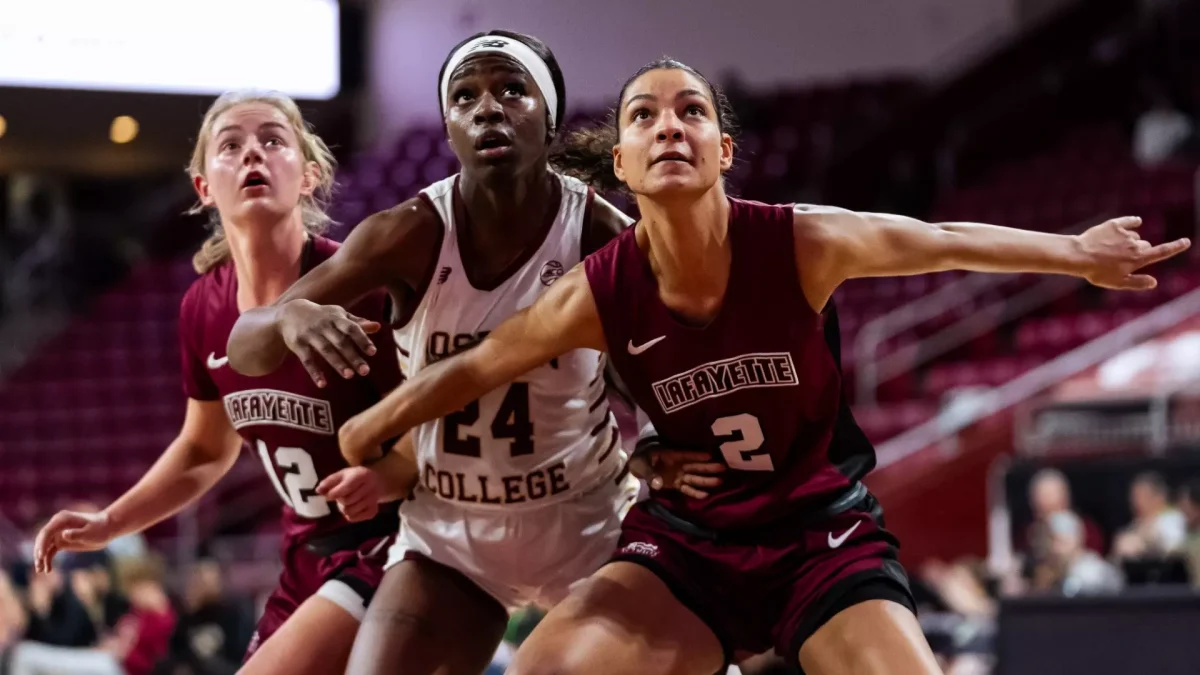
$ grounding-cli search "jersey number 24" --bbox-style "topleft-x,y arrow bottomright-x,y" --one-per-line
444,382 -> 533,458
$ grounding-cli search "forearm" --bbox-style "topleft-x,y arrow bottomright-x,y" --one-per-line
931,221 -> 1089,276
368,447 -> 419,501
345,356 -> 498,464
226,306 -> 290,376
104,438 -> 238,537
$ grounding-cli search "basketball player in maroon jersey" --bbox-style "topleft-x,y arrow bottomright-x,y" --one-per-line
335,59 -> 1190,675
32,91 -> 415,675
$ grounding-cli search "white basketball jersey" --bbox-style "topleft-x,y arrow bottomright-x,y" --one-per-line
395,173 -> 624,512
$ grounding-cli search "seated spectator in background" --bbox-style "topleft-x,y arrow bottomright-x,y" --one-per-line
7,554 -> 175,675
23,550 -> 128,648
1046,512 -> 1124,596
0,570 -> 27,649
109,555 -> 176,675
1113,471 -> 1187,561
1024,468 -> 1105,558
1180,478 -> 1200,586
159,557 -> 255,675
1133,88 -> 1196,167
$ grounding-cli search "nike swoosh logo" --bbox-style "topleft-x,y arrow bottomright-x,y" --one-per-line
627,336 -> 666,355
827,520 -> 861,549
207,353 -> 229,369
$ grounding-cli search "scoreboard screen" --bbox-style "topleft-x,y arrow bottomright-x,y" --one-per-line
0,0 -> 340,99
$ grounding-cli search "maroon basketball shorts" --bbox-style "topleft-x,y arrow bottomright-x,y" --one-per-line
244,532 -> 392,660
610,488 -> 914,669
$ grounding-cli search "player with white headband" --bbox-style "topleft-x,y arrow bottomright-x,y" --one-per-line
225,29 -> 724,675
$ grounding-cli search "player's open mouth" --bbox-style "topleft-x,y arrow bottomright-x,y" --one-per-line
476,130 -> 515,158
241,171 -> 271,191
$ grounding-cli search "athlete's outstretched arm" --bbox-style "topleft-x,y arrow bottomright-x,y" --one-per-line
33,399 -> 242,572
793,206 -> 1191,311
339,266 -> 605,465
226,201 -> 439,383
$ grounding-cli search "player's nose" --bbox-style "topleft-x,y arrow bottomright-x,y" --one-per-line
473,92 -> 506,125
655,110 -> 684,142
240,138 -> 266,165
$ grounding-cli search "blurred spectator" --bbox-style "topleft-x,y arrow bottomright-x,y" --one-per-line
1132,87 -> 1196,167
1180,477 -> 1200,586
22,563 -> 95,648
158,558 -> 255,675
0,570 -> 27,649
1024,468 -> 1104,558
7,555 -> 175,675
23,550 -> 130,648
111,555 -> 177,675
1113,471 -> 1187,561
1045,512 -> 1124,596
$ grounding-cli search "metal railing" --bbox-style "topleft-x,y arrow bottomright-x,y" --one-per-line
853,217 -> 1104,406
875,284 -> 1200,469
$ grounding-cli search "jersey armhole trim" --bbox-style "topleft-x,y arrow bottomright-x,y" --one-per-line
583,237 -> 628,361
390,192 -> 446,331
775,202 -> 820,320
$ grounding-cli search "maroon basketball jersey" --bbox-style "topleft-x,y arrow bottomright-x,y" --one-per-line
586,198 -> 873,529
179,236 -> 403,542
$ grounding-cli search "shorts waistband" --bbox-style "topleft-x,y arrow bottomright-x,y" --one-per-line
644,482 -> 871,544
304,509 -> 399,557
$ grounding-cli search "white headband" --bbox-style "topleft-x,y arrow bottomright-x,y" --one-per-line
439,35 -> 559,133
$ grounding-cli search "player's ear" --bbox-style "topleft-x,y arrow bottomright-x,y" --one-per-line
300,160 -> 319,197
719,133 -> 734,172
193,174 -> 216,207
613,143 -> 626,183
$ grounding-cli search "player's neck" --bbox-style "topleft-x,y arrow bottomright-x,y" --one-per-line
638,187 -> 730,295
457,163 -> 555,247
225,213 -> 308,311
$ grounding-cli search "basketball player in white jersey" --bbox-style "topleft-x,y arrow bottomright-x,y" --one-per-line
226,30 -> 723,675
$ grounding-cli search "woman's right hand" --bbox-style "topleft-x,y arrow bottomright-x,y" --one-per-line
278,299 -> 382,387
316,467 -> 385,522
628,449 -> 726,499
33,510 -> 115,573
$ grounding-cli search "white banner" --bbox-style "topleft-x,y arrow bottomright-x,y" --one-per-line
0,0 -> 339,99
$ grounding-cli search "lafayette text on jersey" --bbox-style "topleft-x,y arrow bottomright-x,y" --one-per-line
585,198 -> 876,530
180,236 -> 404,542
395,173 -> 622,512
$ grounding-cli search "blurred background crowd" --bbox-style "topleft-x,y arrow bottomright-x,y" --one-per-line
4,1 -> 1200,673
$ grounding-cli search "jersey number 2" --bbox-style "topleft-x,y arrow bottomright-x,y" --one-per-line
712,413 -> 774,471
255,440 -> 331,519
444,383 -> 534,458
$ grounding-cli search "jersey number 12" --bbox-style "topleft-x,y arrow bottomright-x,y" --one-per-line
255,440 -> 331,519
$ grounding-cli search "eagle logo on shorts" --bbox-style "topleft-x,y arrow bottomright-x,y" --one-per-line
620,542 -> 659,558
539,260 -> 564,286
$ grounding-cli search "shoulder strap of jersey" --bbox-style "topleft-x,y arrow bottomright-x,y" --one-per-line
729,198 -> 808,313
583,227 -> 637,357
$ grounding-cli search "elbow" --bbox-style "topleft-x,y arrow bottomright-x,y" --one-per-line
225,332 -> 262,376
225,313 -> 280,376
